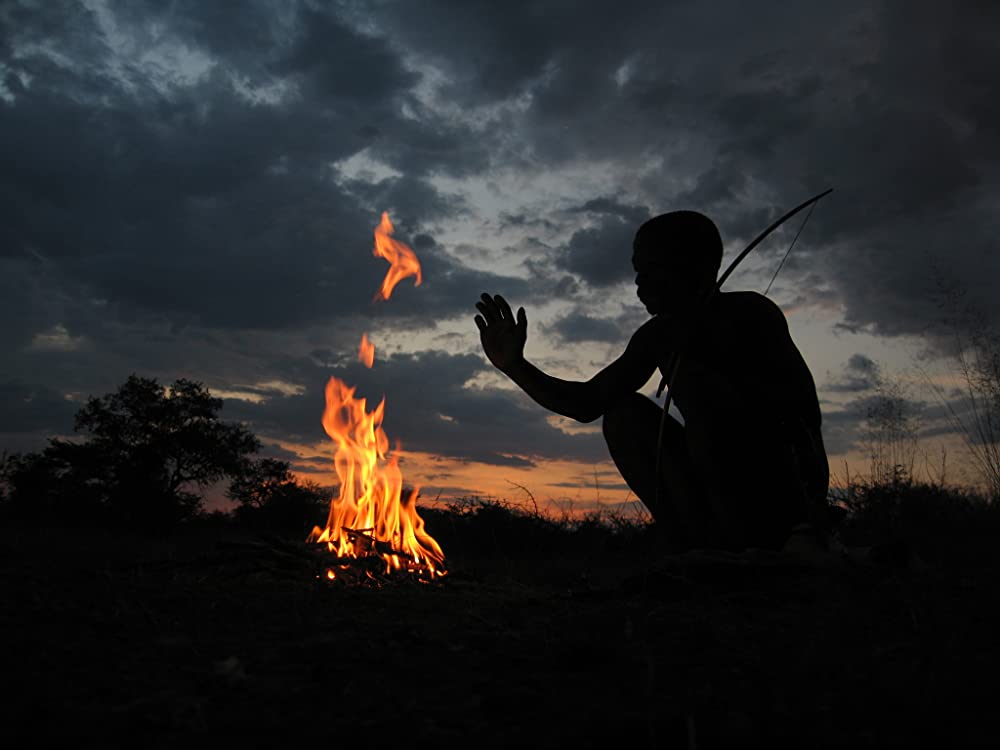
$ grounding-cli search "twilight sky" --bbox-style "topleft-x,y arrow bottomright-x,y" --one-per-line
2,0 -> 998,512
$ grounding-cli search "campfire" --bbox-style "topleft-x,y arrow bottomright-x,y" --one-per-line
307,212 -> 445,584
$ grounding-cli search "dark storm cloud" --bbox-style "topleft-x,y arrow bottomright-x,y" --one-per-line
693,3 -> 999,338
821,353 -> 880,394
545,306 -> 646,344
819,391 -> 936,460
0,0 -> 539,474
498,211 -> 559,233
0,383 -> 78,436
3,0 -> 998,477
273,6 -> 419,102
915,396 -> 996,451
372,0 -> 999,338
818,404 -> 864,458
0,0 -> 501,335
547,312 -> 622,344
554,197 -> 650,287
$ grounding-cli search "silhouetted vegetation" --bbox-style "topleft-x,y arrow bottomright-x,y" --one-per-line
832,474 -> 999,565
0,375 -> 304,530
227,457 -> 329,537
929,281 -> 1000,500
420,495 -> 656,567
841,347 -> 999,563
858,361 -> 920,487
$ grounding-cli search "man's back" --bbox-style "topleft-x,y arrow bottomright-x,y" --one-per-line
630,291 -> 820,431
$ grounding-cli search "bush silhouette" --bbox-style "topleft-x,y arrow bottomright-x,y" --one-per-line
228,457 -> 329,536
1,375 -> 260,528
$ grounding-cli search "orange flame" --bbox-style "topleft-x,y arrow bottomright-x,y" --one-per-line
358,332 -> 375,368
307,377 -> 445,577
372,211 -> 422,301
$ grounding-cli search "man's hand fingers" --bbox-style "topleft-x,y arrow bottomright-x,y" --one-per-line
475,302 -> 495,324
475,293 -> 525,372
478,293 -> 501,324
495,294 -> 514,322
475,301 -> 497,324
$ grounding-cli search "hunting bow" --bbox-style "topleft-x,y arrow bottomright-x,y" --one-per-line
652,188 -> 833,513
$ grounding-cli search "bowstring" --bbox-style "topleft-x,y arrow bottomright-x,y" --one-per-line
763,198 -> 817,297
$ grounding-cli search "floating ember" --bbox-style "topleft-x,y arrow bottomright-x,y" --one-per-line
371,211 -> 422,301
358,332 -> 375,368
308,213 -> 444,583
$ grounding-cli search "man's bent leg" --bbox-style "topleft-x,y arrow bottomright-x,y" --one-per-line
602,393 -> 709,547
680,368 -> 814,550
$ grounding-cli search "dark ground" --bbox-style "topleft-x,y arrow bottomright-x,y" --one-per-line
2,505 -> 999,749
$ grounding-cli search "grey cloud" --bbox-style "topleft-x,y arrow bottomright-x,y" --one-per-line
375,0 -> 999,338
847,354 -> 878,376
819,402 -> 867,457
545,306 -> 646,345
821,383 -> 935,459
257,442 -> 310,463
361,0 -> 572,105
572,197 -> 650,224
0,0 -> 500,337
498,211 -> 559,232
821,353 -> 881,393
547,312 -> 623,344
273,6 -> 419,103
555,200 -> 650,287
0,382 -> 79,436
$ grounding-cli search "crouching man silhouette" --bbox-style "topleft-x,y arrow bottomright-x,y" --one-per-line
474,210 -> 829,552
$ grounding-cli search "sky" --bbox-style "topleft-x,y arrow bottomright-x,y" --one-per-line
2,0 -> 998,515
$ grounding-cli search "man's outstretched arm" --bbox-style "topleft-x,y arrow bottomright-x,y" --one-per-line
474,293 -> 655,423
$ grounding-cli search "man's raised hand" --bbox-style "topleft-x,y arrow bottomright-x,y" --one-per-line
474,293 -> 527,374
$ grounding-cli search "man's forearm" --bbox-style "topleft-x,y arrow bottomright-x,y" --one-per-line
503,358 -> 601,423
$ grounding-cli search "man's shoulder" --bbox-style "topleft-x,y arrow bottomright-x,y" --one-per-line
629,316 -> 663,347
717,289 -> 779,312
716,290 -> 787,328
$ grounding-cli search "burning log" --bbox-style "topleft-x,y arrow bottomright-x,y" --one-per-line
306,378 -> 446,581
311,531 -> 443,587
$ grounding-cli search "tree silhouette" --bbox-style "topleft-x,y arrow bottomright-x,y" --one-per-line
2,375 -> 260,527
227,457 -> 329,535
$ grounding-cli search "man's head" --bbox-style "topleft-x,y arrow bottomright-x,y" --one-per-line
632,210 -> 722,315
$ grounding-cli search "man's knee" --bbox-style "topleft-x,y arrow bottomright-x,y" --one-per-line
602,392 -> 655,443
